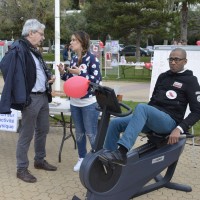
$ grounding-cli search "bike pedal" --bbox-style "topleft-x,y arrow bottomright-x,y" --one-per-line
99,157 -> 110,166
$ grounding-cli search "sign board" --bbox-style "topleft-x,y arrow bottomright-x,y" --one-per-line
90,40 -> 102,59
104,40 -> 119,53
0,41 -> 9,62
150,45 -> 200,117
104,40 -> 120,72
0,109 -> 18,132
90,40 -> 103,74
0,42 -> 5,62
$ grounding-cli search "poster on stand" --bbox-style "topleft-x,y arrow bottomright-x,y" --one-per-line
104,40 -> 119,66
0,109 -> 18,132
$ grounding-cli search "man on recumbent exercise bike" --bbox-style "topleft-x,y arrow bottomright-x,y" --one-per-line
99,47 -> 200,166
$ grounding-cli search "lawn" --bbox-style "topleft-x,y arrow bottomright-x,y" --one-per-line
43,53 -> 152,81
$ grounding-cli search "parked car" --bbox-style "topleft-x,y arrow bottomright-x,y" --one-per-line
119,45 -> 148,57
146,46 -> 154,56
119,44 -> 125,51
42,47 -> 49,53
51,44 -> 65,53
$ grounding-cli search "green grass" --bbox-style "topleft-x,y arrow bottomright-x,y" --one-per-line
42,53 -> 55,61
125,56 -> 151,63
43,53 -> 151,81
102,67 -> 151,81
43,53 -> 66,62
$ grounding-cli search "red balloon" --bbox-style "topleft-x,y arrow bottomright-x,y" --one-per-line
63,76 -> 90,98
145,62 -> 152,70
196,40 -> 200,46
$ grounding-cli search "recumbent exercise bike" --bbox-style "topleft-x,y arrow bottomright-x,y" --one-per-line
73,83 -> 193,200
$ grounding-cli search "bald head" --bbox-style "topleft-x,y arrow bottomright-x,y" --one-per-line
168,48 -> 187,73
170,48 -> 187,59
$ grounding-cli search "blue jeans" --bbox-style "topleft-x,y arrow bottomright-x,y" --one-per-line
70,102 -> 99,158
104,103 -> 177,151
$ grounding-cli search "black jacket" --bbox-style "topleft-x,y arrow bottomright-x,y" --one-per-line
149,69 -> 200,132
0,40 -> 37,114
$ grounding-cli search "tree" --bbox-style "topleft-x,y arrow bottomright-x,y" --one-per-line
82,0 -> 112,41
0,0 -> 55,42
0,0 -> 74,44
187,5 -> 200,44
171,0 -> 200,43
71,0 -> 80,10
61,11 -> 87,43
84,0 -> 174,61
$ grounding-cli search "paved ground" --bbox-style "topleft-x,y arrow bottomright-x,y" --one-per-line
0,76 -> 200,200
102,80 -> 150,102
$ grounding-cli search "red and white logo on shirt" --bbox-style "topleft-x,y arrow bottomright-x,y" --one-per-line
166,90 -> 177,99
173,82 -> 183,88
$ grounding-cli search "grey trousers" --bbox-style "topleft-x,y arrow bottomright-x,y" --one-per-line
16,93 -> 49,170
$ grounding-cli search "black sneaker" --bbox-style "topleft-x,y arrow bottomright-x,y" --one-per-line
34,160 -> 57,171
17,169 -> 37,183
98,149 -> 127,166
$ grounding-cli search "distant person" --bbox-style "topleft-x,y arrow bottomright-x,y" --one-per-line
69,45 -> 75,60
171,40 -> 178,45
181,40 -> 187,45
58,31 -> 102,172
177,39 -> 187,46
63,44 -> 69,61
171,39 -> 187,46
177,40 -> 183,45
98,48 -> 200,166
0,19 -> 57,183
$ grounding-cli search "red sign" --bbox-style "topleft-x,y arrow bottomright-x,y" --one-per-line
106,52 -> 111,61
0,41 -> 5,46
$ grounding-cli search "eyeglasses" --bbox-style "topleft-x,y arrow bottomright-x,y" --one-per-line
167,57 -> 186,63
36,31 -> 44,37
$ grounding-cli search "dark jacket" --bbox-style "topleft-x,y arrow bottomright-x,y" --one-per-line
149,69 -> 200,132
0,40 -> 36,114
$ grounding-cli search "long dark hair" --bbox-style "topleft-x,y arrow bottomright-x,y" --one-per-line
73,31 -> 90,66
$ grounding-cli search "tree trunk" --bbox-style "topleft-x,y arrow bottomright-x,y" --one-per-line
135,29 -> 141,62
180,1 -> 188,43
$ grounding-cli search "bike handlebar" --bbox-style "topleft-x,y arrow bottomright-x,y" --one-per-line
108,102 -> 133,117
179,134 -> 194,139
165,133 -> 194,139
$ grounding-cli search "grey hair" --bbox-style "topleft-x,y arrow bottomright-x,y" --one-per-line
21,19 -> 45,37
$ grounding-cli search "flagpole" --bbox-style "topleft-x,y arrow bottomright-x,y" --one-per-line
54,0 -> 61,91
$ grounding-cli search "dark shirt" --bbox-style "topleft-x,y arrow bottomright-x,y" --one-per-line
149,69 -> 200,132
